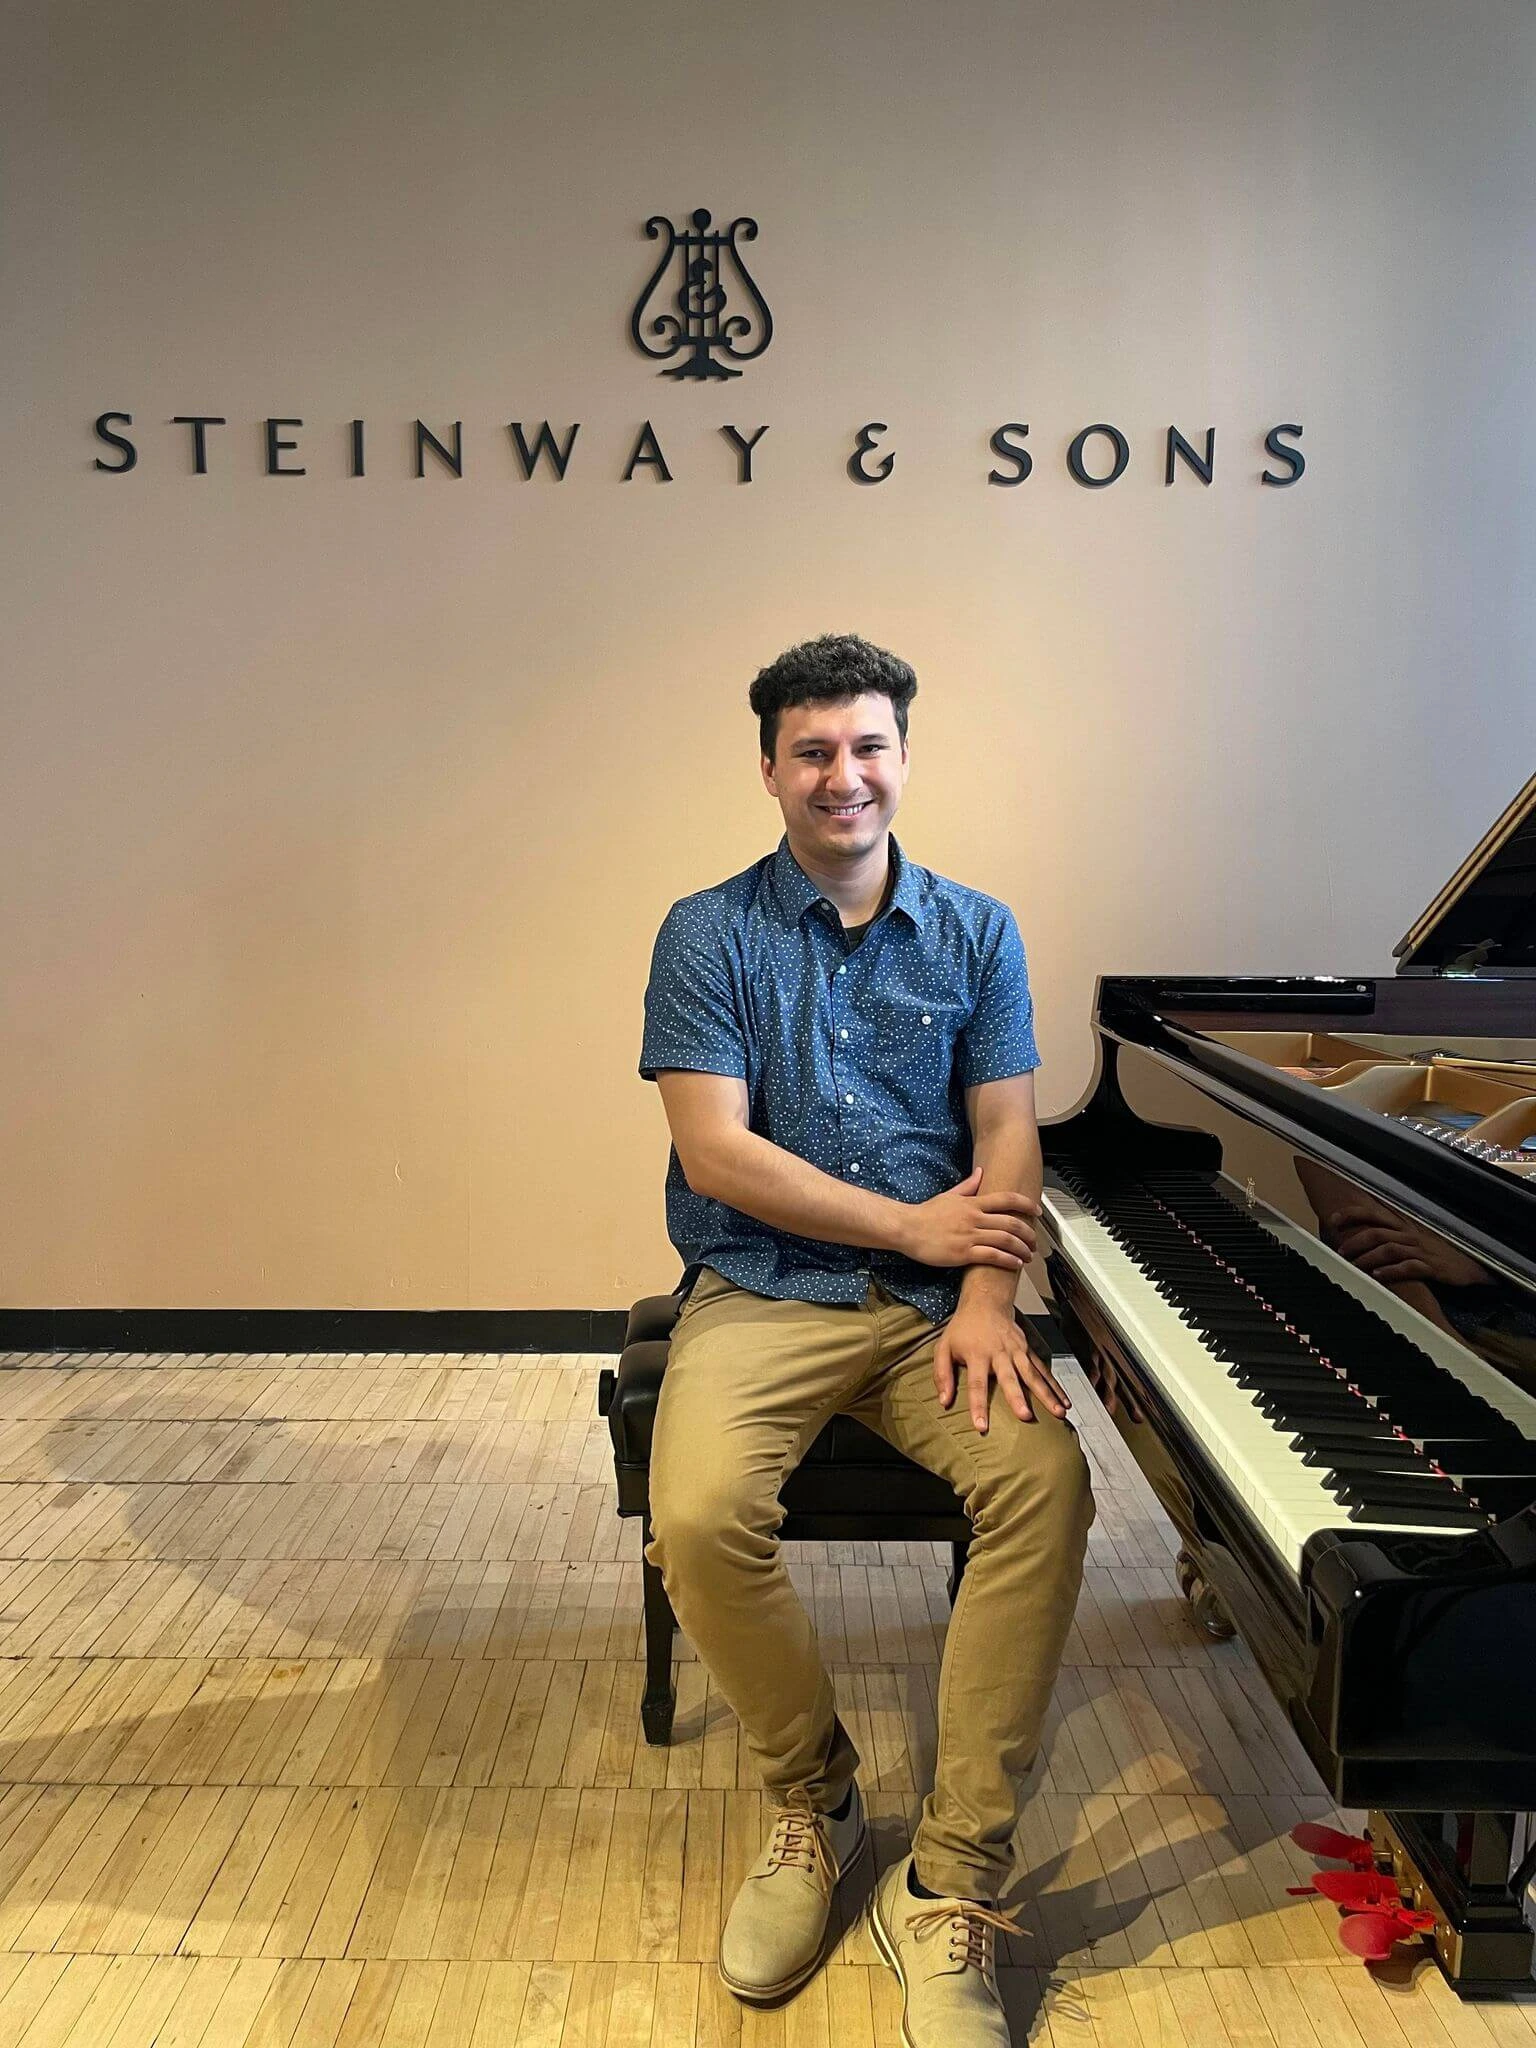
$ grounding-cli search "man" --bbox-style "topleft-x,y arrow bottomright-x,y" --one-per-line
638,633 -> 1094,2047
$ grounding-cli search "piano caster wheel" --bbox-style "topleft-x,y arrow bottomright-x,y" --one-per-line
1177,1549 -> 1236,1642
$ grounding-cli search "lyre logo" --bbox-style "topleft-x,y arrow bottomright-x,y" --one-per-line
629,210 -> 773,381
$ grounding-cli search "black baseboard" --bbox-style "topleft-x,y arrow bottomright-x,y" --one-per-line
0,1307 -> 629,1356
0,1304 -> 1069,1361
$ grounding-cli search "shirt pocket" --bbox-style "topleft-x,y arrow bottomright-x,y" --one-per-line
872,989 -> 969,1118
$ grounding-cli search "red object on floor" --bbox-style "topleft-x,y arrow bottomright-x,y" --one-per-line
1285,1818 -> 1435,1964
1337,1907 -> 1436,1960
1287,1869 -> 1402,1908
1290,1820 -> 1374,1868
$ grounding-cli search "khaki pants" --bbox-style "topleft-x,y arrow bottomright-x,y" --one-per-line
645,1268 -> 1095,1900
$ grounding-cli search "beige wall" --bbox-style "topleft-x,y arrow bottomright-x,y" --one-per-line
4,0 -> 1534,1309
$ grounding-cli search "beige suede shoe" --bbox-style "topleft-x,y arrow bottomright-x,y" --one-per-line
867,1851 -> 1021,2047
717,1783 -> 867,2004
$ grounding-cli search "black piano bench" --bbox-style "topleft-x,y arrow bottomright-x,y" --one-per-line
596,1286 -> 1063,1745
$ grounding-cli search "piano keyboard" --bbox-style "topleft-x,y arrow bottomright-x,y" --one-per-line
1042,1169 -> 1536,1580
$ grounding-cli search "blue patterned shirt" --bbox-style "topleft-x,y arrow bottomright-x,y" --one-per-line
639,835 -> 1040,1323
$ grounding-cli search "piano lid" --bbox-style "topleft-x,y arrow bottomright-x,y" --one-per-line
1394,772 -> 1536,977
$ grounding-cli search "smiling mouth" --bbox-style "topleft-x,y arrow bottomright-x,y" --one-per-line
818,801 -> 872,818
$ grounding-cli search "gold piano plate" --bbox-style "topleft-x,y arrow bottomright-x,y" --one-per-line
1205,1030 -> 1402,1078
1320,1064 -> 1527,1117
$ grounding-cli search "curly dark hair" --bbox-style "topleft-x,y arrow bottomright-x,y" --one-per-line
748,633 -> 917,761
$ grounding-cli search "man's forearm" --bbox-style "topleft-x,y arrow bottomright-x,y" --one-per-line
693,1127 -> 912,1255
957,1115 -> 1043,1312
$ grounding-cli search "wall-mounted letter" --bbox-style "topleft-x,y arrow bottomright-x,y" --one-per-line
509,421 -> 580,480
265,418 -> 305,476
1165,426 -> 1214,486
624,422 -> 673,481
848,423 -> 894,484
172,416 -> 227,475
415,420 -> 463,477
1067,424 -> 1129,488
351,420 -> 366,477
721,424 -> 769,483
988,423 -> 1032,486
1261,424 -> 1305,486
93,413 -> 137,472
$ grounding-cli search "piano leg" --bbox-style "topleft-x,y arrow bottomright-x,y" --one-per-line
1373,1809 -> 1535,1995
1175,1547 -> 1235,1641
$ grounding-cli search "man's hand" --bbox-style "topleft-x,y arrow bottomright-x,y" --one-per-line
1325,1205 -> 1490,1290
934,1301 -> 1071,1432
1297,1159 -> 1490,1292
898,1168 -> 1038,1272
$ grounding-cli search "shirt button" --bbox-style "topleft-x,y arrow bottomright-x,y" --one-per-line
844,1093 -> 854,1104
850,1163 -> 861,1174
839,1029 -> 849,1040
922,1014 -> 932,1025
837,965 -> 847,976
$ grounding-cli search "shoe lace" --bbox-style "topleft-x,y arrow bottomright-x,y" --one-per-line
765,1789 -> 837,1889
909,1899 -> 1024,1973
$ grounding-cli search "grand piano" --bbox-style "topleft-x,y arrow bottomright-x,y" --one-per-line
1039,773 -> 1536,1995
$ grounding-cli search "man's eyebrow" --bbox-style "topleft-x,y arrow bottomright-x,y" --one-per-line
790,732 -> 892,748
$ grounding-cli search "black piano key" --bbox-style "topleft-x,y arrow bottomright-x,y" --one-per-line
1288,1413 -> 1414,1441
1457,1477 -> 1536,1516
1303,1444 -> 1432,1473
1294,1435 -> 1526,1478
1372,1403 -> 1508,1435
1254,1392 -> 1384,1419
1272,1403 -> 1487,1441
1265,1416 -> 1392,1441
1415,1431 -> 1532,1454
1429,1448 -> 1536,1479
1229,1375 -> 1350,1399
1343,1499 -> 1489,1527
1231,1365 -> 1351,1387
1328,1474 -> 1476,1511
1177,1313 -> 1291,1339
1215,1343 -> 1327,1370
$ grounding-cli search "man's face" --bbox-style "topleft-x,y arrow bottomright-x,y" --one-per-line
761,693 -> 910,862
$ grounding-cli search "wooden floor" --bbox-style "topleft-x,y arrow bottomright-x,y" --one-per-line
0,1349 -> 1528,2048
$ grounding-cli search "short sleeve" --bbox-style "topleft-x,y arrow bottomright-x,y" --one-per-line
955,909 -> 1040,1087
639,901 -> 749,1083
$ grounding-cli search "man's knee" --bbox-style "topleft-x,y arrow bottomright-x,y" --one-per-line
648,1457 -> 782,1577
973,1415 -> 1094,1537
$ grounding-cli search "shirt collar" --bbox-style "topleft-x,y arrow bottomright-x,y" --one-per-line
769,834 -> 924,928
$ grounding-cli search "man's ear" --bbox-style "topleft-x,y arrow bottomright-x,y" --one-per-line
760,752 -> 778,795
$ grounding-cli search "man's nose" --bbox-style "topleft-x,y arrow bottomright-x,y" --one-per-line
824,752 -> 863,793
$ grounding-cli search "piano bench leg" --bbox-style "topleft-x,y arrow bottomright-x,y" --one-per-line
1176,1547 -> 1235,1642
640,1522 -> 677,1745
